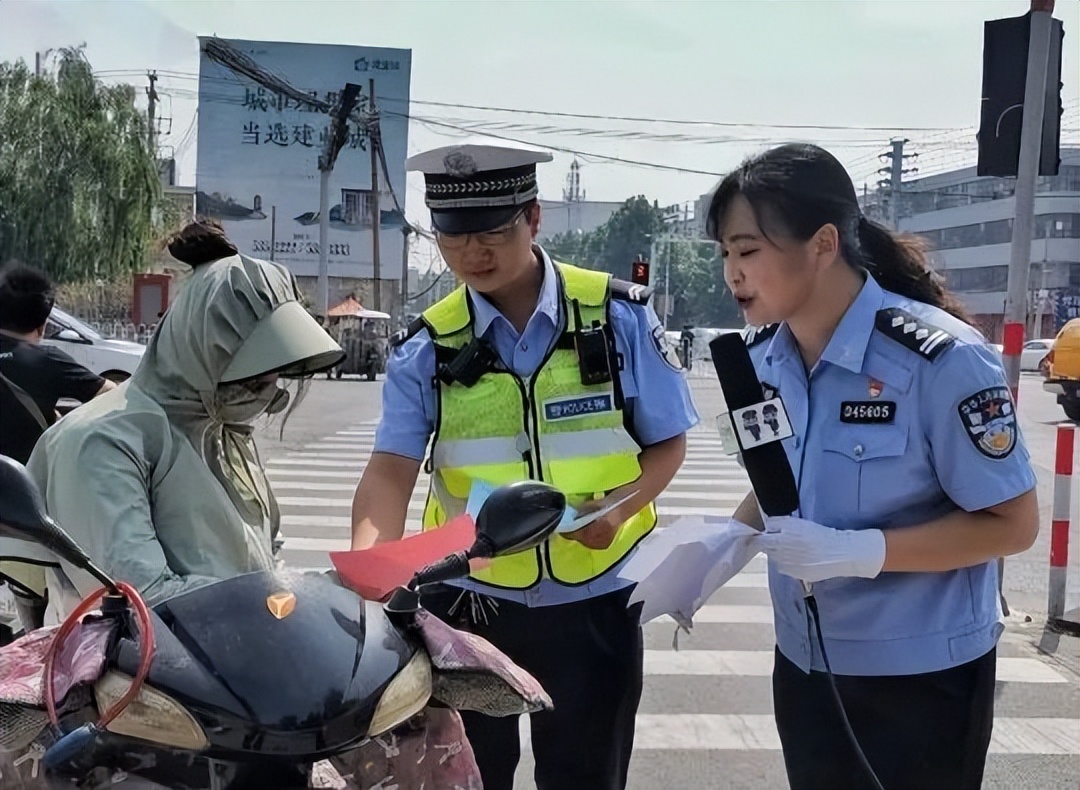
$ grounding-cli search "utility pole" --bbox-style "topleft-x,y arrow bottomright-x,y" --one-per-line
316,82 -> 363,320
34,49 -> 53,77
878,138 -> 917,229
400,225 -> 412,326
270,206 -> 277,262
1003,0 -> 1056,405
663,240 -> 672,332
648,232 -> 715,332
146,71 -> 159,153
368,78 -> 382,313
998,0 -> 1057,621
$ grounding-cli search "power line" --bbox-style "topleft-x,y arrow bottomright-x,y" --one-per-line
384,96 -> 965,133
387,109 -> 727,177
407,266 -> 452,303
96,68 -> 984,134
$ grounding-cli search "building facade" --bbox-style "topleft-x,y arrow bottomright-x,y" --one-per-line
893,148 -> 1080,340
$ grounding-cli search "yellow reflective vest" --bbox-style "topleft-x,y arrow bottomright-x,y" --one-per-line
420,262 -> 657,589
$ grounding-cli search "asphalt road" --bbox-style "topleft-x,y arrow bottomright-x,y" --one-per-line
251,369 -> 1079,790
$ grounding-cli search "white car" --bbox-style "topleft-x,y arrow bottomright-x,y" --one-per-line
43,306 -> 145,383
1021,339 -> 1055,372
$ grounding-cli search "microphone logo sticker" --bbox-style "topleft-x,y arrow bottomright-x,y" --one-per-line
731,397 -> 793,451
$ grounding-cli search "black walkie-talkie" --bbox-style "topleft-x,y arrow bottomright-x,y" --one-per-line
572,299 -> 613,386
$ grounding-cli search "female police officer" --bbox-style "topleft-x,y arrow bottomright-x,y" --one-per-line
708,144 -> 1038,790
350,142 -> 697,790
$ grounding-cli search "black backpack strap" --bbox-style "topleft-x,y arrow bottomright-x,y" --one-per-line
390,317 -> 429,348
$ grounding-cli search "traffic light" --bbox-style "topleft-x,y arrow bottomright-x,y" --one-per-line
631,259 -> 650,286
977,12 -> 1063,177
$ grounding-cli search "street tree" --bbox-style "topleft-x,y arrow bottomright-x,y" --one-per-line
0,48 -> 161,282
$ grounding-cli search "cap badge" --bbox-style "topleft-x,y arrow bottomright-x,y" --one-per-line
443,151 -> 477,178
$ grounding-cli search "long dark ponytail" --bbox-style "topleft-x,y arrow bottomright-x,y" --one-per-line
705,143 -> 971,323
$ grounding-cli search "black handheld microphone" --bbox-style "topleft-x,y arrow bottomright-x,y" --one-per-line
709,332 -> 800,517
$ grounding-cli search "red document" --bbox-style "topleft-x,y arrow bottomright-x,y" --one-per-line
330,516 -> 476,601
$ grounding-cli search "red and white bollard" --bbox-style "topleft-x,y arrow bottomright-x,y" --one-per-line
1048,423 -> 1075,621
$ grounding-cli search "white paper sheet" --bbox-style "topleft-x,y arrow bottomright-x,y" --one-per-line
619,516 -> 763,630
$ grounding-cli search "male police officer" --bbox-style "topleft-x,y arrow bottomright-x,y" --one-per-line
351,143 -> 697,790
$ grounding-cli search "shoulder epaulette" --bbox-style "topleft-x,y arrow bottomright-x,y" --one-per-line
874,307 -> 955,361
609,278 -> 654,305
390,317 -> 428,348
742,323 -> 779,348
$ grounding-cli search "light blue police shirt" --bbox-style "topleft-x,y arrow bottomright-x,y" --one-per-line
755,273 -> 1037,676
374,246 -> 699,606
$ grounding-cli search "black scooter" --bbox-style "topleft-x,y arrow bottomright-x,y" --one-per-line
0,455 -> 564,789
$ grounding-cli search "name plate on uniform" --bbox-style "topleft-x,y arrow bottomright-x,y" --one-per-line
840,401 -> 896,424
717,397 -> 793,453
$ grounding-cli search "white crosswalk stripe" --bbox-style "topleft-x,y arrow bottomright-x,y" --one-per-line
265,422 -> 1080,789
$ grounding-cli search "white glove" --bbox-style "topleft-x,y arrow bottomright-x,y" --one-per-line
757,516 -> 886,584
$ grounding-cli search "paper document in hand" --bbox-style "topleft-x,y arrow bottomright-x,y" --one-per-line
465,479 -> 636,534
467,479 -> 580,527
561,490 -> 638,533
330,516 -> 476,601
618,516 -> 761,629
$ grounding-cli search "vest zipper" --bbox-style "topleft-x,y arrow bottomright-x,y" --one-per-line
512,372 -> 546,579
527,373 -> 561,581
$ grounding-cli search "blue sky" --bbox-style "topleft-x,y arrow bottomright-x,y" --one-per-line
3,0 -> 1078,236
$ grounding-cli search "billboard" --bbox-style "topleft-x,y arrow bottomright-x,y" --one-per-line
196,38 -> 411,282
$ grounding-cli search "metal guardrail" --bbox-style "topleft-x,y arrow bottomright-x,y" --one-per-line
88,321 -> 157,345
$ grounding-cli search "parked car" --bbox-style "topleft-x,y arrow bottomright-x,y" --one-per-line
1021,338 -> 1056,371
1042,319 -> 1080,422
42,306 -> 145,383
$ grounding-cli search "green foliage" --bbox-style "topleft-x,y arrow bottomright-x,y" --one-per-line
0,48 -> 162,282
546,197 -> 743,328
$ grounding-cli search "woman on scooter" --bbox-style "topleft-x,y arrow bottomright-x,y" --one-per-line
15,220 -> 343,625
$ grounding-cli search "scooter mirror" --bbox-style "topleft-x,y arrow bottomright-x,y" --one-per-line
389,481 -> 567,610
0,454 -> 118,592
472,480 -> 566,559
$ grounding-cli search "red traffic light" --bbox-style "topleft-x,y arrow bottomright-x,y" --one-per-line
631,261 -> 650,285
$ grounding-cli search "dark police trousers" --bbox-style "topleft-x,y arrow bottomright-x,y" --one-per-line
773,646 -> 996,790
422,584 -> 644,790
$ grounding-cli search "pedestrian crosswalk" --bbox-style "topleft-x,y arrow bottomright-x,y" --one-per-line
267,422 -> 753,567
264,423 -> 1080,790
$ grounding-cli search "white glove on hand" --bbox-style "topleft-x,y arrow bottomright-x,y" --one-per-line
757,516 -> 887,584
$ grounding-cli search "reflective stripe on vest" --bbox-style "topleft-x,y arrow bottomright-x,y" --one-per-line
421,262 -> 657,589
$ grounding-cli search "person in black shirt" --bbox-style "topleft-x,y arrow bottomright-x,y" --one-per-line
0,266 -> 113,641
0,266 -> 113,464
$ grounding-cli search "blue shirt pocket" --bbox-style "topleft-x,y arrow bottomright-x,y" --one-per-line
817,424 -> 909,528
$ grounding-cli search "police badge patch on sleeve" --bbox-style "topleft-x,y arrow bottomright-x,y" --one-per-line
651,324 -> 682,371
957,386 -> 1017,459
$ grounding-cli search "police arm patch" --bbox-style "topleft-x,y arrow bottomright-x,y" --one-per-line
651,324 -> 683,371
957,386 -> 1017,459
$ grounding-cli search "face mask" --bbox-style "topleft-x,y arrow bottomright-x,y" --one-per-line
215,378 -> 290,424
